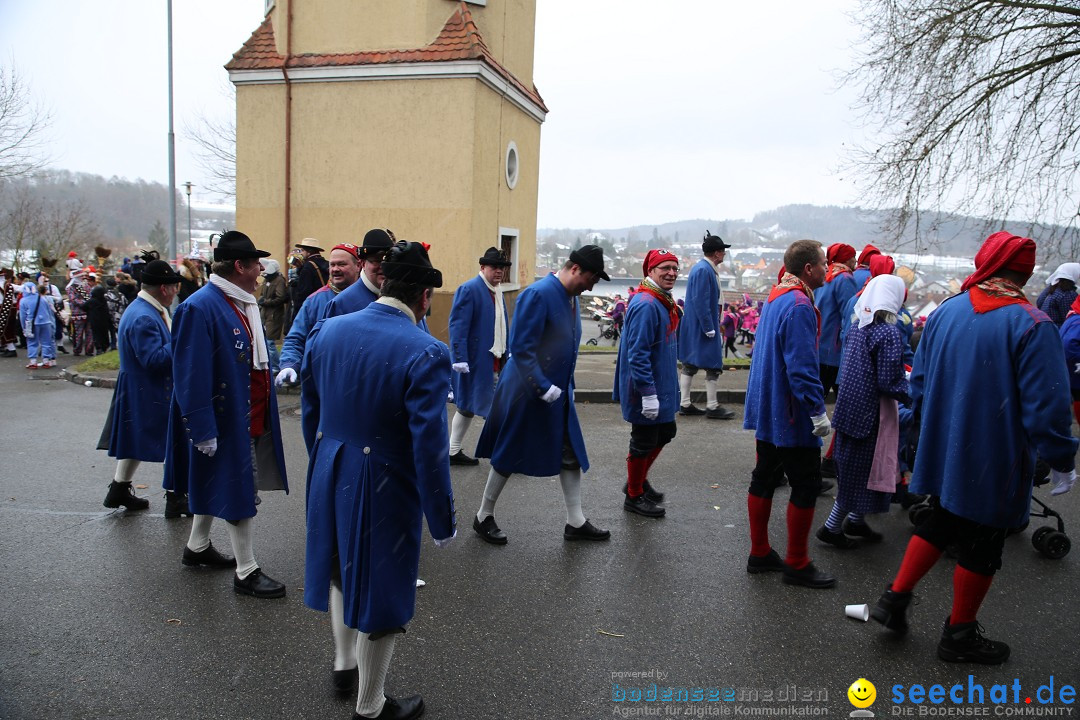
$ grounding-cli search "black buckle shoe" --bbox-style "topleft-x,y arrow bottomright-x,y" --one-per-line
333,667 -> 358,696
782,561 -> 837,589
103,481 -> 150,511
472,515 -> 508,545
164,492 -> 192,519
233,568 -> 286,599
842,517 -> 883,543
449,450 -> 480,466
746,548 -> 785,574
705,406 -> 735,420
870,584 -> 913,635
622,479 -> 664,503
816,525 -> 859,549
563,519 -> 610,541
353,694 -> 425,720
623,494 -> 666,518
182,542 -> 236,569
678,404 -> 706,416
937,618 -> 1010,664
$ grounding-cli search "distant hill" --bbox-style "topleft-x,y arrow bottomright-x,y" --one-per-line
541,204 -> 1078,260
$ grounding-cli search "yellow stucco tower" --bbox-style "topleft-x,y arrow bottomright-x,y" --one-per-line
226,0 -> 546,333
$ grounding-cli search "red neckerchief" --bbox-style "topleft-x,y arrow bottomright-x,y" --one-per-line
223,295 -> 271,437
1068,294 -> 1080,319
824,262 -> 852,284
636,278 -> 681,338
768,272 -> 821,337
968,277 -> 1030,314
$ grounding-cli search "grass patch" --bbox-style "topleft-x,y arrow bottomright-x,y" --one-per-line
71,350 -> 120,373
579,344 -> 618,353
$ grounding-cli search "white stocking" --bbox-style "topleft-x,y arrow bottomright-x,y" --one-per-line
226,518 -> 258,579
559,468 -> 586,528
354,633 -> 398,717
330,584 -> 358,671
477,467 -> 509,521
679,372 -> 693,407
114,458 -> 141,484
449,412 -> 472,455
705,377 -> 719,410
186,514 -> 213,553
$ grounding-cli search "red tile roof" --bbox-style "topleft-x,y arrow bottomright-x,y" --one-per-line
226,2 -> 546,111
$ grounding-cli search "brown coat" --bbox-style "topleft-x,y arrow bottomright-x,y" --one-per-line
259,273 -> 289,341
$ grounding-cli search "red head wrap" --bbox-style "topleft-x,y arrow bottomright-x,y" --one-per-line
960,232 -> 1037,291
331,243 -> 361,260
857,244 -> 881,266
642,248 -> 678,277
869,254 -> 895,277
826,243 -> 856,264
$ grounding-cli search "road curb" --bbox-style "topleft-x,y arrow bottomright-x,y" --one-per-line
61,368 -> 116,389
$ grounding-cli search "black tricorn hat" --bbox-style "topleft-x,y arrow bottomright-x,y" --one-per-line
141,260 -> 183,286
568,244 -> 610,282
702,231 -> 732,254
382,241 -> 443,288
359,228 -> 397,258
479,247 -> 511,267
213,230 -> 271,261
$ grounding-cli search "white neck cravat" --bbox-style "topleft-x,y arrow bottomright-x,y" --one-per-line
479,272 -> 507,357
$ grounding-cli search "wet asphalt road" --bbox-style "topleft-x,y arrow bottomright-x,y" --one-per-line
1,354 -> 1078,720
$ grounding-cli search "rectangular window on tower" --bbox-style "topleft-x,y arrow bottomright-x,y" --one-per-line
498,227 -> 520,290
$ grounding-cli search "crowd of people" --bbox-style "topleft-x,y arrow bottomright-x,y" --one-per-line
5,225 -> 1079,719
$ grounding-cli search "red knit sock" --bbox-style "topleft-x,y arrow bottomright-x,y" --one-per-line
950,566 -> 994,625
626,455 -> 649,498
892,535 -> 944,592
784,503 -> 816,570
747,493 -> 773,557
1072,401 -> 1080,427
644,446 -> 663,474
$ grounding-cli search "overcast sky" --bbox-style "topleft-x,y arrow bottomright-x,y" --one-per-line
1,0 -> 867,229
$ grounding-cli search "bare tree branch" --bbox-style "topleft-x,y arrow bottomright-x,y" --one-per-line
184,81 -> 236,200
844,0 -> 1080,262
0,65 -> 51,181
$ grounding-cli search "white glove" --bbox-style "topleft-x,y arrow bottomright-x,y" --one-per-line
275,367 -> 297,386
810,413 -> 832,438
641,394 -> 660,420
705,330 -> 716,338
541,385 -> 563,403
195,438 -> 218,457
447,390 -> 455,403
433,529 -> 457,548
23,326 -> 34,339
452,362 -> 470,373
1051,469 -> 1076,496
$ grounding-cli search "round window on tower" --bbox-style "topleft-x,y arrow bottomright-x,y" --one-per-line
505,141 -> 519,190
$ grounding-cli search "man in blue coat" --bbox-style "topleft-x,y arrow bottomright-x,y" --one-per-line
473,245 -> 612,544
164,231 -> 289,599
677,232 -> 735,419
274,241 -> 362,386
302,241 -> 455,720
447,246 -> 511,465
321,229 -> 396,320
815,243 -> 857,398
743,239 -> 835,589
614,249 -> 681,519
99,260 -> 185,515
871,232 -> 1078,665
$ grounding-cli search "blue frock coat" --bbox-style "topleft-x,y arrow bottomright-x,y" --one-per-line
108,298 -> 173,461
301,302 -> 456,632
163,284 -> 289,522
323,279 -> 378,319
677,258 -> 724,369
279,285 -> 336,372
815,271 -> 856,367
910,293 -> 1078,527
1060,314 -> 1080,393
448,275 -> 508,417
475,273 -> 589,475
743,290 -> 825,448
613,291 -> 680,424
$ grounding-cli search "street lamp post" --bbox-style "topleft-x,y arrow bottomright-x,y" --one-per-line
183,182 -> 194,256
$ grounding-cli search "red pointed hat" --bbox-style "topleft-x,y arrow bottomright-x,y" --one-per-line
858,244 -> 881,265
869,254 -> 895,277
827,243 -> 856,264
961,231 -> 1036,291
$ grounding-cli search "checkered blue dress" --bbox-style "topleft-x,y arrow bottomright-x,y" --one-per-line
833,321 -> 910,513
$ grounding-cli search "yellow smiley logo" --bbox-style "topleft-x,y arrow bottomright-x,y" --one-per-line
848,678 -> 876,709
